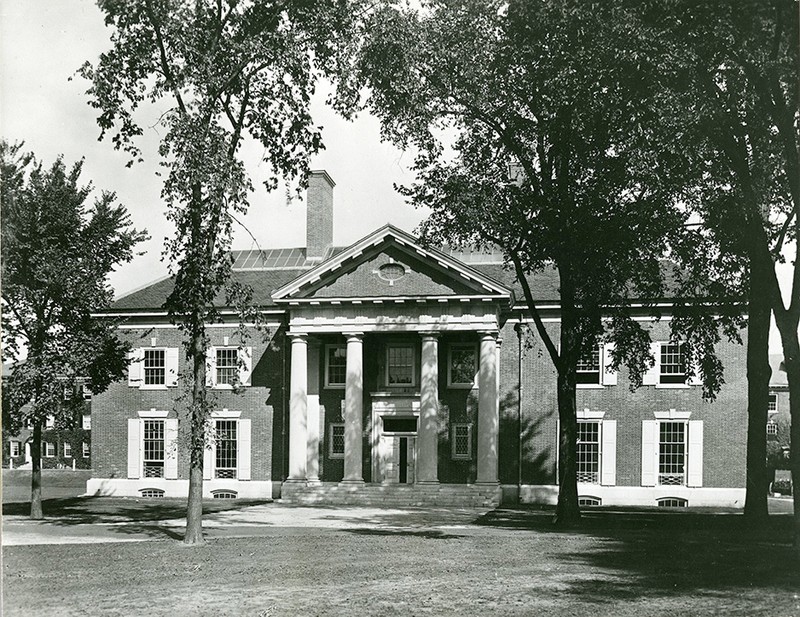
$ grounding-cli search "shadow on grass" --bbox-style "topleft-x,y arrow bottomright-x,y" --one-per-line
476,506 -> 799,601
3,496 -> 273,541
346,528 -> 466,540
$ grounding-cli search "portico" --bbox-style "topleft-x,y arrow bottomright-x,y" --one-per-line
272,225 -> 511,505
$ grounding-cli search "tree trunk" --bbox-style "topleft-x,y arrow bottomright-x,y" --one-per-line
30,422 -> 43,519
554,364 -> 581,526
774,311 -> 800,557
553,294 -> 581,527
183,319 -> 207,545
743,266 -> 772,521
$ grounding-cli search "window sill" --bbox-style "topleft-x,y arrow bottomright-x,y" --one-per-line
576,384 -> 605,390
447,383 -> 476,390
324,384 -> 346,390
139,385 -> 168,390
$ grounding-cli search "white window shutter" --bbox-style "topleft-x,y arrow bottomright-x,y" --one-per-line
687,420 -> 704,487
203,445 -> 214,480
687,355 -> 701,386
206,347 -> 216,387
165,348 -> 180,387
238,419 -> 252,480
164,419 -> 179,479
601,420 -> 617,486
642,343 -> 661,386
128,349 -> 143,387
601,343 -> 617,386
641,420 -> 657,486
127,419 -> 141,479
203,420 -> 213,480
239,347 -> 253,386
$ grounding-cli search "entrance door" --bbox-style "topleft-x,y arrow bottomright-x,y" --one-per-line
381,435 -> 416,484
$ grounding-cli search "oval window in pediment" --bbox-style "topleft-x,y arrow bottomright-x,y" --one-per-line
378,262 -> 406,282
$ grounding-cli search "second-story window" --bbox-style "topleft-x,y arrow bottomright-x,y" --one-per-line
576,348 -> 601,385
216,348 -> 239,386
387,345 -> 415,386
144,349 -> 166,386
659,343 -> 687,384
325,345 -> 346,388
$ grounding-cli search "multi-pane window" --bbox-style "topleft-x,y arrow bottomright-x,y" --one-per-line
82,383 -> 92,400
144,349 -> 166,386
660,343 -> 687,384
326,346 -> 346,387
82,442 -> 90,458
658,422 -> 686,485
10,441 -> 20,457
387,345 -> 415,386
576,421 -> 601,483
44,442 -> 55,457
768,393 -> 778,412
216,348 -> 239,386
142,419 -> 165,478
63,442 -> 72,458
215,420 -> 237,478
767,422 -> 778,437
657,497 -> 688,508
576,348 -> 601,385
82,414 -> 91,430
449,344 -> 477,386
329,423 -> 345,458
451,424 -> 472,460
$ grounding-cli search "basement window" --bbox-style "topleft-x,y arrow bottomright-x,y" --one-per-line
657,497 -> 688,508
212,490 -> 238,499
139,488 -> 165,498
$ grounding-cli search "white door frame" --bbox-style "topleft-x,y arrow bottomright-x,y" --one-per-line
370,397 -> 420,483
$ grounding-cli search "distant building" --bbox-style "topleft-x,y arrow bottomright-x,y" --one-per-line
767,354 -> 790,472
87,171 -> 748,508
3,367 -> 92,470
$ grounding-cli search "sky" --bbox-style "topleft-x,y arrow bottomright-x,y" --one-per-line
0,0 -> 426,298
1,0 -> 794,350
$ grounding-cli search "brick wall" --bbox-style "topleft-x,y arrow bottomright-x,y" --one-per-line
92,323 -> 287,482
497,319 -> 749,489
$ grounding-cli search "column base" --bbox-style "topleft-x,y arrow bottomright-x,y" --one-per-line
284,478 -> 308,486
338,479 -> 365,486
306,477 -> 322,486
416,480 -> 440,486
475,480 -> 500,487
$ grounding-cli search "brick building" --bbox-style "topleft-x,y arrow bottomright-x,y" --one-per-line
87,171 -> 748,508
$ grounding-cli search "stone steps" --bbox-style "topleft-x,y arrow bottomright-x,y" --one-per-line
280,482 -> 502,508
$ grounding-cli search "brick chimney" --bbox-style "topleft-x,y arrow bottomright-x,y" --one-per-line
306,170 -> 335,262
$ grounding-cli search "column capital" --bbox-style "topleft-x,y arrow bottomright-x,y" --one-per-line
345,332 -> 364,343
289,333 -> 308,342
477,330 -> 499,341
420,331 -> 440,341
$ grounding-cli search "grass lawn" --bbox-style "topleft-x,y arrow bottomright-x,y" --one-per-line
3,508 -> 798,617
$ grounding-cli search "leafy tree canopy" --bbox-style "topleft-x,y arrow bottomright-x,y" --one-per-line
1,141 -> 147,431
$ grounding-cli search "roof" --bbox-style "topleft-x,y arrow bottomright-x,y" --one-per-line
108,228 -> 713,312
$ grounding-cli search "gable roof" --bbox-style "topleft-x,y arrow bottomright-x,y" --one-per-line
271,224 -> 513,303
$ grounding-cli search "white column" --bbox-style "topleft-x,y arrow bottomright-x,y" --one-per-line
341,333 -> 364,484
288,334 -> 308,482
477,331 -> 499,484
417,333 -> 439,484
306,339 -> 321,484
